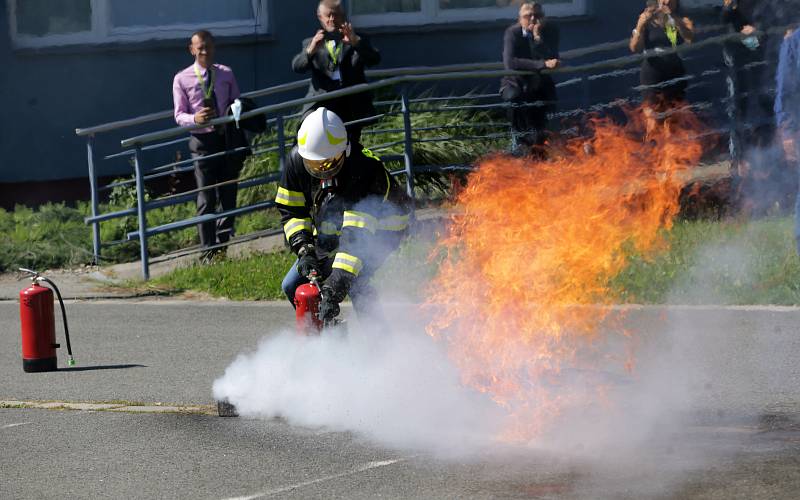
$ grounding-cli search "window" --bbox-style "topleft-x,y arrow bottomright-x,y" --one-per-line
350,0 -> 587,27
8,0 -> 269,48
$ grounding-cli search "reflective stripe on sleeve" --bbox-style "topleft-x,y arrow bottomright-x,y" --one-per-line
378,214 -> 409,232
332,252 -> 364,276
283,218 -> 312,239
319,221 -> 342,236
275,187 -> 305,207
342,211 -> 378,233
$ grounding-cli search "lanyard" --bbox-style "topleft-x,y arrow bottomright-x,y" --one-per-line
193,64 -> 215,100
326,40 -> 342,68
664,22 -> 678,48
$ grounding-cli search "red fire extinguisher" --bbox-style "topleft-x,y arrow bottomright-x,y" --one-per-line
295,274 -> 323,336
18,268 -> 75,372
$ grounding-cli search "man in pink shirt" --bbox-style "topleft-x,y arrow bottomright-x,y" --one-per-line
173,30 -> 242,261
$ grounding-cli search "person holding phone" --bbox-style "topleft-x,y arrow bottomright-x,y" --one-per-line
292,0 -> 381,145
173,30 -> 243,262
629,0 -> 694,137
500,1 -> 560,157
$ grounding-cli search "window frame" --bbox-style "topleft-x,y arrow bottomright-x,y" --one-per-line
350,0 -> 588,28
8,0 -> 270,49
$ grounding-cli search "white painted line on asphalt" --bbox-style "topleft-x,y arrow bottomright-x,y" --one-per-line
1,422 -> 33,429
223,458 -> 407,500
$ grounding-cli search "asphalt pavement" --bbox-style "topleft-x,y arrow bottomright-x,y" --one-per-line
2,300 -> 799,499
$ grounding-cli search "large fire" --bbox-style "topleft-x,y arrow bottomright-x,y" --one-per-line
425,107 -> 705,440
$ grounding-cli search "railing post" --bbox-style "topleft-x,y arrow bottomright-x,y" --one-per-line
85,134 -> 101,265
132,145 -> 150,280
581,74 -> 591,109
400,87 -> 416,207
276,114 -> 286,172
723,47 -> 740,173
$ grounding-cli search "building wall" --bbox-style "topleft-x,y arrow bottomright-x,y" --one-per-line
1,1 -> 722,192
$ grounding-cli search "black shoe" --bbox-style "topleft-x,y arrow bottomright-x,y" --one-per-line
217,399 -> 238,417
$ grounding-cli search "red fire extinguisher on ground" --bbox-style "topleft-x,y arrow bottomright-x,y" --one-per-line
295,274 -> 323,336
18,268 -> 75,372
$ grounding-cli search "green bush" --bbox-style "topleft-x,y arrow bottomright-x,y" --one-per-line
0,97 -> 504,272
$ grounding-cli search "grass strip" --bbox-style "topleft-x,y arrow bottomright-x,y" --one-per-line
151,216 -> 800,306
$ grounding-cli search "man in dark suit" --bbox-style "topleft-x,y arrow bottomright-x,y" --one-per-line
500,1 -> 560,156
292,0 -> 381,145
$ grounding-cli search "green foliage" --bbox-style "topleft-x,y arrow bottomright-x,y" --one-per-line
0,203 -> 93,272
366,92 -> 506,202
142,217 -> 800,305
0,98 -> 502,272
610,217 -> 800,305
152,250 -> 296,300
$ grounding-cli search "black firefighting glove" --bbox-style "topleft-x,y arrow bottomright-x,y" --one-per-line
317,270 -> 353,323
296,244 -> 319,279
318,291 -> 341,323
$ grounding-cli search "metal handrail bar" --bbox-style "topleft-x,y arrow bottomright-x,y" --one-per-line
120,28 -> 752,149
153,171 -> 281,203
414,132 -> 509,144
85,171 -> 282,225
75,22 -> 729,138
126,200 -> 277,240
104,136 -> 191,161
75,81 -> 309,137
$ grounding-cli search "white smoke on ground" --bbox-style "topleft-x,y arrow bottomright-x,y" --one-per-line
212,313 -> 506,454
213,223 -> 793,498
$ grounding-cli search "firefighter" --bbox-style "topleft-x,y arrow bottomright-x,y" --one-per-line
276,107 -> 411,323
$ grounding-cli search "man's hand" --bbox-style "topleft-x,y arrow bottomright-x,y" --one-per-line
532,21 -> 543,40
544,58 -> 559,69
340,22 -> 360,46
194,107 -> 216,125
318,289 -> 341,323
307,29 -> 325,55
741,24 -> 755,35
296,245 -> 319,279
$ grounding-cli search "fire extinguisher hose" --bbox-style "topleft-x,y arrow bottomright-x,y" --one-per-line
38,277 -> 75,367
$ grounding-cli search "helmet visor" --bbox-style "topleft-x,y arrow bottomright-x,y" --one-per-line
302,151 -> 345,179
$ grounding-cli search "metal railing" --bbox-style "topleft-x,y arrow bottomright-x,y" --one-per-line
77,24 -> 770,280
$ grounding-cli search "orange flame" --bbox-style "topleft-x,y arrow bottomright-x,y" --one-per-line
425,107 -> 705,440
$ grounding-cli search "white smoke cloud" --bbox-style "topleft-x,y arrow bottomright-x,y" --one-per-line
212,310 -> 505,454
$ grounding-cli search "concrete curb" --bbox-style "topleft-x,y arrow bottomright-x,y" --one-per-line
0,399 -> 215,415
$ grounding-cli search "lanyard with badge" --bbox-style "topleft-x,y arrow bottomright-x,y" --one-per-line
194,64 -> 216,109
325,40 -> 343,81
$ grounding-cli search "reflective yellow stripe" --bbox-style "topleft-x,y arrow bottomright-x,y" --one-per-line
283,218 -> 312,238
332,252 -> 363,276
275,187 -> 305,207
342,210 -> 378,233
319,221 -> 341,236
383,169 -> 390,201
379,214 -> 409,232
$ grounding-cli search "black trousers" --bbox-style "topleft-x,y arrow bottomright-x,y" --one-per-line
501,78 -> 556,151
189,132 -> 241,248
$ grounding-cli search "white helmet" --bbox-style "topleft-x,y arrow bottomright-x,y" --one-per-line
297,107 -> 350,179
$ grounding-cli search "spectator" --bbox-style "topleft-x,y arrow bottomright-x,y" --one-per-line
722,1 -> 800,214
629,0 -> 694,138
276,108 -> 411,323
173,30 -> 244,262
500,1 -> 560,156
292,0 -> 381,145
775,27 -> 800,253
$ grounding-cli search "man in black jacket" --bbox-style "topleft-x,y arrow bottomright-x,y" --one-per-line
292,0 -> 381,145
276,108 -> 410,323
500,1 -> 560,156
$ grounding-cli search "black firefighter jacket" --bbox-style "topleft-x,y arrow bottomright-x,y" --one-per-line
291,32 -> 381,124
275,146 -> 410,283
